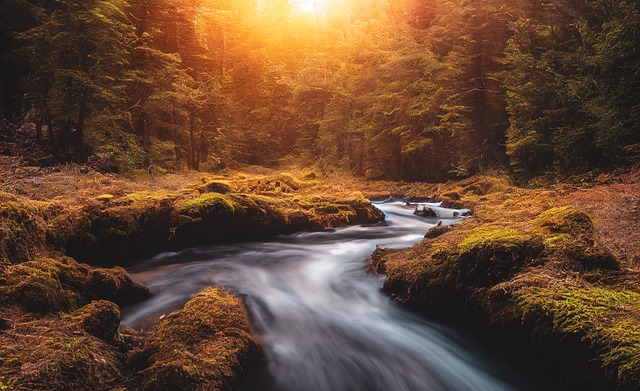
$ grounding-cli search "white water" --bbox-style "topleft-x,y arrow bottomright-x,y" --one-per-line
123,202 -> 535,391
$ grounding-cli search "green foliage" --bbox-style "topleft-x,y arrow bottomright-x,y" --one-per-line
503,0 -> 640,177
2,0 -> 638,178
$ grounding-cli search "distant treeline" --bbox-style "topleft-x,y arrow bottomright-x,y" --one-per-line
1,0 -> 638,180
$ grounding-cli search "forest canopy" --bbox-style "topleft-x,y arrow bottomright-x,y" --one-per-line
1,0 -> 638,181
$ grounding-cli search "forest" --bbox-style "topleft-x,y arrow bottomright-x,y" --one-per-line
1,1 -> 640,391
2,0 -> 638,180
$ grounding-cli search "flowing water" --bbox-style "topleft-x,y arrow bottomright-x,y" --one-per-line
123,201 -> 538,391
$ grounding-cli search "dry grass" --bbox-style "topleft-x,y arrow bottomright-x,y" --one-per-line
0,306 -> 125,391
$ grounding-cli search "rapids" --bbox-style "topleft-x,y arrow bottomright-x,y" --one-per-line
123,201 -> 540,391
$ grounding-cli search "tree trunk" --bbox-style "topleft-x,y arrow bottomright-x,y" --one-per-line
35,118 -> 43,144
75,87 -> 89,162
46,113 -> 55,152
189,112 -> 199,170
172,105 -> 181,167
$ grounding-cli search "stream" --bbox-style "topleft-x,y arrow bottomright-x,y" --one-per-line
122,201 -> 541,391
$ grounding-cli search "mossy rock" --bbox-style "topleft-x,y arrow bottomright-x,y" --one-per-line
424,224 -> 453,239
88,267 -> 151,305
194,181 -> 233,194
174,193 -> 235,218
456,227 -> 544,287
0,259 -> 80,312
516,286 -> 640,388
0,200 -> 48,264
69,300 -> 121,341
0,257 -> 149,313
537,207 -> 594,235
137,288 -> 256,391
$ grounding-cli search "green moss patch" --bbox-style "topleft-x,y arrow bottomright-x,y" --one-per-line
517,287 -> 640,387
174,193 -> 235,217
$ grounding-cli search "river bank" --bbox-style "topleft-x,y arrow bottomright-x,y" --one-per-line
367,169 -> 640,391
0,164 -> 383,390
1,160 -> 639,390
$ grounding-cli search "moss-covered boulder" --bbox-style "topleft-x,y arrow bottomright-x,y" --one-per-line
88,267 -> 151,305
0,258 -> 83,312
0,196 -> 49,264
135,288 -> 257,391
69,300 -> 121,342
0,257 -> 149,313
194,180 -> 234,194
456,227 -> 544,287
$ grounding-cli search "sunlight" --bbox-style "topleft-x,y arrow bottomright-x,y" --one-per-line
292,0 -> 317,14
290,0 -> 331,18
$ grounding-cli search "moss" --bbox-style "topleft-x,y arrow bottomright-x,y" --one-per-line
0,257 -> 149,313
88,267 -> 151,305
458,226 -> 531,253
95,194 -> 114,204
68,300 -> 121,341
0,200 -> 48,263
174,193 -> 235,217
0,259 -> 78,312
123,190 -> 175,207
537,207 -> 594,234
543,233 -> 571,248
0,308 -> 124,390
137,288 -> 256,391
194,181 -> 233,194
517,287 -> 640,387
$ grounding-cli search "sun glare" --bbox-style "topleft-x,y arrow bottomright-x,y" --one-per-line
293,0 -> 316,14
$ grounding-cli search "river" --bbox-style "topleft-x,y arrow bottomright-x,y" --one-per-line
122,201 -> 541,391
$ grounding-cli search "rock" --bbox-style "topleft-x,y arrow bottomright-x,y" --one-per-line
135,288 -> 257,391
70,300 -> 121,341
195,180 -> 233,194
88,267 -> 151,305
425,225 -> 453,239
369,246 -> 401,274
414,206 -> 437,218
